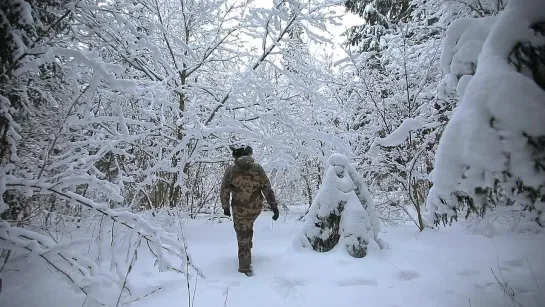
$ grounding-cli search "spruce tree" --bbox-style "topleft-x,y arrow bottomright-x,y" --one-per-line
301,154 -> 382,257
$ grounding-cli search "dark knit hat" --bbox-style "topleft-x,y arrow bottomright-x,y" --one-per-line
229,144 -> 253,158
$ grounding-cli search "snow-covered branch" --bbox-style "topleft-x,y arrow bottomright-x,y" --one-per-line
2,175 -> 201,271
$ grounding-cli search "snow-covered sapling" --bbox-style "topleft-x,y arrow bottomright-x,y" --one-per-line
302,154 -> 382,257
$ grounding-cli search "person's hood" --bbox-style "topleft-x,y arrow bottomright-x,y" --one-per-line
234,156 -> 254,169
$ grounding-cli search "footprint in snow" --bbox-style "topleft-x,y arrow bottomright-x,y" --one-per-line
141,270 -> 153,278
273,276 -> 306,303
337,278 -> 378,287
504,258 -> 524,268
395,270 -> 419,282
206,278 -> 241,288
456,269 -> 480,277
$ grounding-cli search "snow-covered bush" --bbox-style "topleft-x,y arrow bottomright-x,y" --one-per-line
426,0 -> 545,230
0,175 -> 202,305
346,163 -> 387,249
301,154 -> 383,257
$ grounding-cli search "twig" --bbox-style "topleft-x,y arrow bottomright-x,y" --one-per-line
223,287 -> 229,307
0,250 -> 11,275
121,286 -> 164,305
388,259 -> 414,284
390,202 -> 420,229
526,256 -> 541,293
174,207 -> 198,307
191,272 -> 199,307
115,236 -> 142,307
490,266 -> 523,307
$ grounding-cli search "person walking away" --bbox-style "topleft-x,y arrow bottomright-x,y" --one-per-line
220,144 -> 279,276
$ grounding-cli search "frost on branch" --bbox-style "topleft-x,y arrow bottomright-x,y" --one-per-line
426,0 -> 545,230
300,154 -> 384,258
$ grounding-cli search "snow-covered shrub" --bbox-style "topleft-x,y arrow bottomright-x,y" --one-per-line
426,0 -> 545,229
302,154 -> 383,257
340,194 -> 372,258
346,164 -> 387,249
0,175 -> 202,305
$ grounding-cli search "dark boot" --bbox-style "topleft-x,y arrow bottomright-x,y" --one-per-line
242,269 -> 253,277
238,256 -> 252,274
238,265 -> 253,277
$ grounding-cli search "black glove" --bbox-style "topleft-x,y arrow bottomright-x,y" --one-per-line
223,208 -> 231,217
272,207 -> 279,221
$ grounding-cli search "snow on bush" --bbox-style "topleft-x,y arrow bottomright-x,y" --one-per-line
372,118 -> 424,148
301,154 -> 384,257
426,0 -> 545,231
346,162 -> 387,249
0,174 -> 201,305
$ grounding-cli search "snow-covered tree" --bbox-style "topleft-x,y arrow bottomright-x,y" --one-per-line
426,0 -> 545,232
344,0 -> 412,54
338,0 -> 446,230
301,154 -> 383,257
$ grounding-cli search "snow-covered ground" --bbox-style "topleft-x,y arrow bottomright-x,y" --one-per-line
2,208 -> 544,307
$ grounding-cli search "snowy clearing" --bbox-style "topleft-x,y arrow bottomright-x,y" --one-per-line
2,208 -> 544,307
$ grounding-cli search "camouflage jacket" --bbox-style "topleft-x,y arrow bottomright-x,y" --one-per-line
220,156 -> 278,212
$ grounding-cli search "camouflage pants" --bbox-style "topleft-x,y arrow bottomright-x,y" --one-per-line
232,208 -> 261,272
